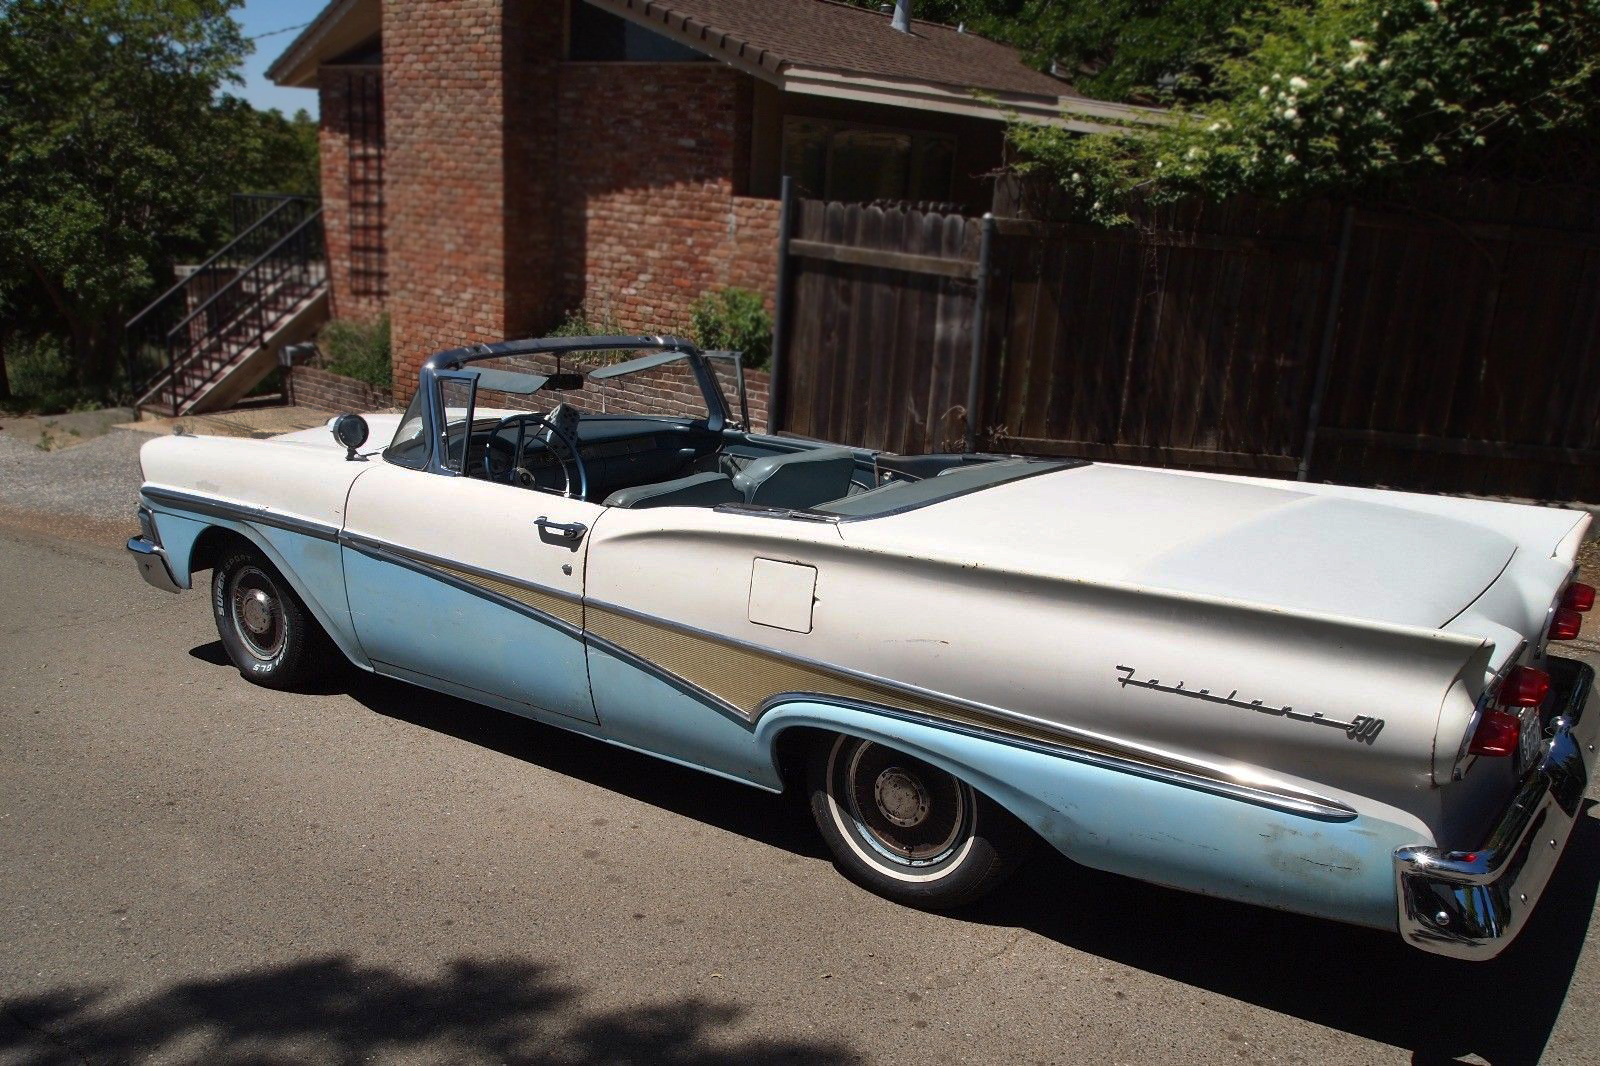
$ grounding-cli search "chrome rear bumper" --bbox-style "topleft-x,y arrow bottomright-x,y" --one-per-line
128,506 -> 181,594
1395,656 -> 1596,959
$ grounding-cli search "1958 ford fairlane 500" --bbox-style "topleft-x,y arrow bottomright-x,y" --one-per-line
129,334 -> 1596,959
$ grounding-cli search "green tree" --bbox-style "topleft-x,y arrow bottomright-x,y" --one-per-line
996,0 -> 1600,221
0,0 -> 317,389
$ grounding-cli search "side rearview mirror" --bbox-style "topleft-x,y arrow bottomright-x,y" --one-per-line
332,413 -> 370,461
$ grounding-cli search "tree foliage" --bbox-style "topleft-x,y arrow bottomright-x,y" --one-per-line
857,0 -> 1600,222
0,0 -> 319,388
1009,0 -> 1600,222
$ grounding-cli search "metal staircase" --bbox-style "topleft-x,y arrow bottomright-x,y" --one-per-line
126,196 -> 329,417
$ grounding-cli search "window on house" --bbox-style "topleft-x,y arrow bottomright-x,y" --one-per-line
782,118 -> 957,203
568,0 -> 710,62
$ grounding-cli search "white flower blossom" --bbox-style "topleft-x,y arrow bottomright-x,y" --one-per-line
1423,0 -> 1439,12
1289,76 -> 1309,91
1284,153 -> 1298,165
1334,105 -> 1345,118
1260,85 -> 1271,98
1375,110 -> 1386,120
1535,42 -> 1550,54
1283,107 -> 1298,120
1207,121 -> 1223,131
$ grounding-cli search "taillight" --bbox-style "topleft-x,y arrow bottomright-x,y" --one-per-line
1562,583 -> 1594,612
1500,665 -> 1551,707
1468,709 -> 1522,757
1550,608 -> 1583,641
1465,665 -> 1551,760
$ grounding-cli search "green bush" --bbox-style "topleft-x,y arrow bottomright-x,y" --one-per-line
318,314 -> 391,389
689,288 -> 772,370
1,335 -> 107,415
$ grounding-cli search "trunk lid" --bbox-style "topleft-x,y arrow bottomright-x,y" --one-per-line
839,464 -> 1518,630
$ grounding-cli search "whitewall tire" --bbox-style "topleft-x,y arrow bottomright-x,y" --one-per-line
807,733 -> 1029,908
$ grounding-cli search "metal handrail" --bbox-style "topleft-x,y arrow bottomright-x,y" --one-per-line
166,208 -> 324,343
138,208 -> 325,413
125,196 -> 313,332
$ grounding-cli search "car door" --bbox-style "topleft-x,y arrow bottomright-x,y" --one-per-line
341,458 -> 601,723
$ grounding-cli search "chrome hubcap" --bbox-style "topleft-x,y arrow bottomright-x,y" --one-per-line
874,767 -> 931,828
840,740 -> 971,866
239,589 -> 274,635
230,566 -> 285,661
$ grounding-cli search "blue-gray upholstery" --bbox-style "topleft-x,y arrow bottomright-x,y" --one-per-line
732,447 -> 858,509
604,471 -> 742,509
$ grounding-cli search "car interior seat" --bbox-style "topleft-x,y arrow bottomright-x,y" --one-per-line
604,472 -> 743,509
731,447 -> 858,509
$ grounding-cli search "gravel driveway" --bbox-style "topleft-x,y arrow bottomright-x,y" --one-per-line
0,430 -> 144,538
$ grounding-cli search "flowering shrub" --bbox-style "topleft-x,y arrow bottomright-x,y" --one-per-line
1006,0 -> 1600,223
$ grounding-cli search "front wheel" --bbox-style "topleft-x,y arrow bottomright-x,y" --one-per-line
211,546 -> 326,690
807,734 -> 1029,909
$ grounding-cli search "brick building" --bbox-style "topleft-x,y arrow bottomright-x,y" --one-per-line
268,0 -> 1143,400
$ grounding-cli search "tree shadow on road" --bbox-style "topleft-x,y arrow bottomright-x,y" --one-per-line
190,642 -> 1600,1064
1,955 -> 857,1065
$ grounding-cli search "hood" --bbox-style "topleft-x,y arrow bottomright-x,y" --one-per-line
271,413 -> 405,454
840,464 -> 1517,630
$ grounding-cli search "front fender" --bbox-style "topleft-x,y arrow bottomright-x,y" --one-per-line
143,505 -> 369,669
756,699 -> 1417,931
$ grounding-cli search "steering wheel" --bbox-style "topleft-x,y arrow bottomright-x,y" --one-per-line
483,413 -> 590,500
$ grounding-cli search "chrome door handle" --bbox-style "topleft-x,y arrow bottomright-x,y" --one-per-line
535,516 -> 587,541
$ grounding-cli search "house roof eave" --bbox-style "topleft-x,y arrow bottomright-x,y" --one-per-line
779,67 -> 1166,131
587,0 -> 1167,129
265,0 -> 380,88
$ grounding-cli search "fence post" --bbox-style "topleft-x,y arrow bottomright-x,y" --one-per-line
963,213 -> 996,453
766,176 -> 795,435
1297,205 -> 1356,482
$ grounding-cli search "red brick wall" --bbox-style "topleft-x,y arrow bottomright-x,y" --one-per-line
379,0 -> 781,403
318,68 -> 387,324
288,364 -> 394,413
554,63 -> 779,334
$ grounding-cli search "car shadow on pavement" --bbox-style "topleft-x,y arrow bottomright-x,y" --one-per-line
334,662 -> 831,861
0,955 -> 857,1065
195,643 -> 1597,1064
965,801 -> 1600,1066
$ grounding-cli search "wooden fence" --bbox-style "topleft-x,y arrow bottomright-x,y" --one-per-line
768,181 -> 1600,502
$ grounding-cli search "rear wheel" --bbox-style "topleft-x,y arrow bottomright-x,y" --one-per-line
211,546 -> 326,690
807,734 -> 1029,908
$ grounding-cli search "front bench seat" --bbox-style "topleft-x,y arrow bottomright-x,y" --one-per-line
732,447 -> 858,509
604,472 -> 743,509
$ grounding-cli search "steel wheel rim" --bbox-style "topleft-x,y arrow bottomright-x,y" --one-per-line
230,565 -> 285,661
841,740 -> 970,868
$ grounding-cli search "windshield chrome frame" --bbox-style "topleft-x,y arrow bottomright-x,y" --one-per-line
408,335 -> 731,475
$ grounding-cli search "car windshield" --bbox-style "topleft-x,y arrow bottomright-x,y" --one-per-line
382,347 -> 725,471
383,388 -> 429,469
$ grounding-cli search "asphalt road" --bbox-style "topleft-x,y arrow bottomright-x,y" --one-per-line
3,522 -> 1599,1065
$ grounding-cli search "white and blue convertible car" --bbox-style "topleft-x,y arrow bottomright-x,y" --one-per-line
129,335 -> 1596,959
